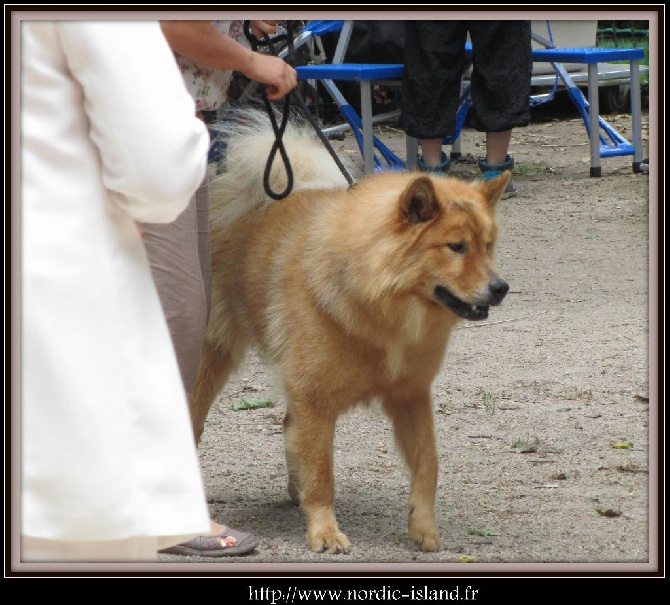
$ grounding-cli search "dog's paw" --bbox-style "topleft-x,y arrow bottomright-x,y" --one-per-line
415,532 -> 440,552
307,527 -> 351,554
409,515 -> 440,552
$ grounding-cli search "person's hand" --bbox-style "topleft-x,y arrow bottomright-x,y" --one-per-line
250,20 -> 278,39
244,52 -> 297,101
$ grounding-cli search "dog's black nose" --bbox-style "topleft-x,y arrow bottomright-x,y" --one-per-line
489,277 -> 509,305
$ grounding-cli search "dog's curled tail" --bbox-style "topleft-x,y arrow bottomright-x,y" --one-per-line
209,108 -> 358,227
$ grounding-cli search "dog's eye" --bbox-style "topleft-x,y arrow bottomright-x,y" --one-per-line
447,242 -> 466,253
486,242 -> 493,253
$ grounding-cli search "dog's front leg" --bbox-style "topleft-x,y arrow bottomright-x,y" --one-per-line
383,392 -> 440,552
284,402 -> 350,554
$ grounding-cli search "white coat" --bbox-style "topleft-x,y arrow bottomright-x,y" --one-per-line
21,21 -> 212,548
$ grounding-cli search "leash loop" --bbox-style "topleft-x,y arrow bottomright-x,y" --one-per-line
244,21 -> 294,199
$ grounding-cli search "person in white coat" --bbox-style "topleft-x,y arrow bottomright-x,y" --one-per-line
20,20 -> 213,562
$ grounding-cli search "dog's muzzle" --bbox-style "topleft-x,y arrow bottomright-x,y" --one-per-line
434,278 -> 509,321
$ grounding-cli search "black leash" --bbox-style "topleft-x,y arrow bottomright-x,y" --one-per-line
243,21 -> 354,200
243,21 -> 293,200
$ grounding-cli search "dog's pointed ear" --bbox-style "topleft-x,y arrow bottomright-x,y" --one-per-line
400,176 -> 441,224
477,171 -> 511,208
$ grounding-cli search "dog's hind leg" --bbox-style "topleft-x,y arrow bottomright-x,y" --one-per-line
282,411 -> 301,505
284,398 -> 350,554
189,340 -> 238,445
382,391 -> 440,552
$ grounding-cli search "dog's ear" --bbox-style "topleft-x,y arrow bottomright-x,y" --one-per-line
477,171 -> 511,208
400,176 -> 441,224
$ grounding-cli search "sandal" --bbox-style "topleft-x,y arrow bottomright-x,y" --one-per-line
159,525 -> 259,557
478,155 -> 518,199
417,151 -> 451,174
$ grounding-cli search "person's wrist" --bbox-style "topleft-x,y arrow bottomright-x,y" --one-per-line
241,49 -> 258,79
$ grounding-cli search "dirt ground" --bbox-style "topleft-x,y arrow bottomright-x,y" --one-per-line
158,97 -> 655,573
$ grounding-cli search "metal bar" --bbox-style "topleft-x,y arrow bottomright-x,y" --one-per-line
629,59 -> 644,169
406,137 -> 419,169
322,109 -> 401,135
587,63 -> 602,176
360,80 -> 375,173
332,20 -> 353,64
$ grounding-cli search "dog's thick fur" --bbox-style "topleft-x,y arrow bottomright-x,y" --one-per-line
191,110 -> 510,554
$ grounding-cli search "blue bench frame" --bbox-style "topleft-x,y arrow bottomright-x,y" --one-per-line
296,63 -> 404,174
531,46 -> 645,176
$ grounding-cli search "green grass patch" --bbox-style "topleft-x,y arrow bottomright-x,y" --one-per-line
598,37 -> 649,87
515,163 -> 561,176
479,390 -> 496,415
511,436 -> 541,452
597,36 -> 649,67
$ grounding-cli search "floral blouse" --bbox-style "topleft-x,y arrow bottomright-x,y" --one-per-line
175,20 -> 244,111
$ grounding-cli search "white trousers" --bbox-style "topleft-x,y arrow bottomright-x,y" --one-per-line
21,535 -> 159,562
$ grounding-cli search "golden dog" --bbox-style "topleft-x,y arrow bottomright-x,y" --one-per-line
191,111 -> 510,554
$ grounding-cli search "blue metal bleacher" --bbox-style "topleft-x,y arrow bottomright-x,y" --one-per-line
296,63 -> 404,173
530,46 -> 646,175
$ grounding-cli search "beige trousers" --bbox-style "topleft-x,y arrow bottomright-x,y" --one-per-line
141,177 -> 212,398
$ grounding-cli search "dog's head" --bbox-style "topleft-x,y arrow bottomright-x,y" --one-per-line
395,172 -> 510,321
